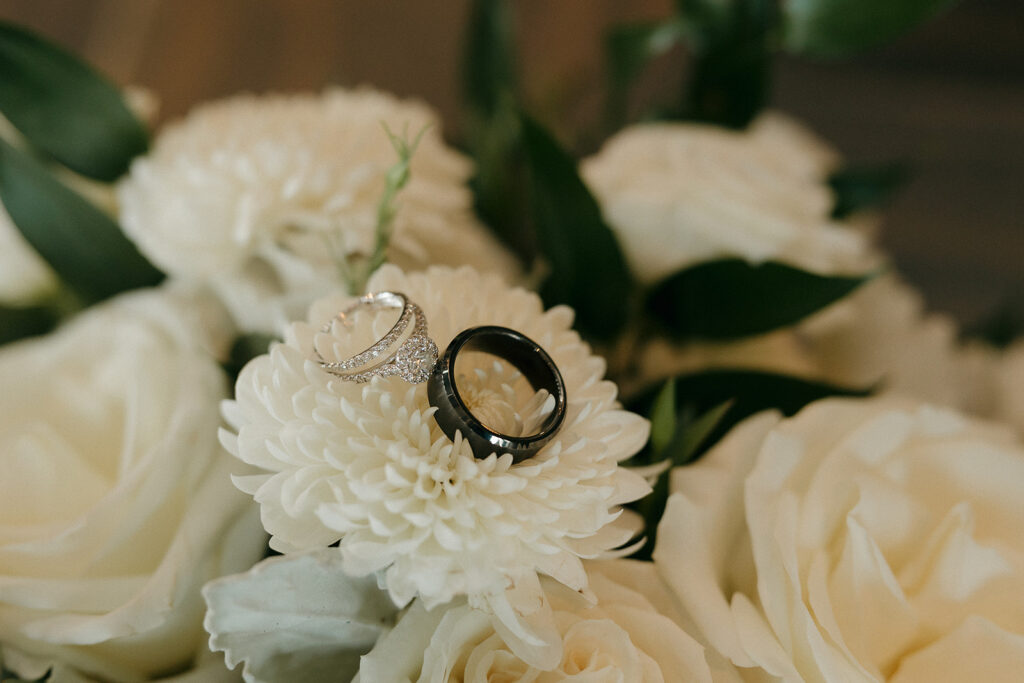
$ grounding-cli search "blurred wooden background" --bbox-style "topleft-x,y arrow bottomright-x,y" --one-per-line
3,0 -> 1022,328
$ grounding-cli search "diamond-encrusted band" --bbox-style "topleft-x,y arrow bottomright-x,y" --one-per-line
315,291 -> 438,384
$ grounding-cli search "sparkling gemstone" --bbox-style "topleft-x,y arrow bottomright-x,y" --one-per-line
395,336 -> 438,383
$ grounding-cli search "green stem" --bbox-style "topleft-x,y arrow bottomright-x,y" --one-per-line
347,123 -> 429,294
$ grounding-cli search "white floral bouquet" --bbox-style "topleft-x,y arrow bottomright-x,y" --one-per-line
1,2 -> 1021,682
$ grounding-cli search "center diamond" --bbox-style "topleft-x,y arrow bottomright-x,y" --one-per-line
395,335 -> 439,383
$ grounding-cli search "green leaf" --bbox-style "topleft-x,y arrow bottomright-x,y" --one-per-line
630,369 -> 872,448
467,101 -> 532,261
648,379 -> 678,454
782,0 -> 958,58
646,258 -> 873,340
683,0 -> 777,128
461,0 -> 532,262
605,19 -> 685,126
675,0 -> 735,40
965,297 -> 1024,349
0,304 -> 57,346
462,0 -> 517,120
0,657 -> 49,682
673,367 -> 866,417
829,163 -> 909,219
630,400 -> 732,560
661,399 -> 734,467
520,114 -> 632,341
223,333 -> 279,381
0,21 -> 148,181
0,138 -> 164,303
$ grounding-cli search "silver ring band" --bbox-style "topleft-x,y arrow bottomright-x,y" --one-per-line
315,291 -> 438,384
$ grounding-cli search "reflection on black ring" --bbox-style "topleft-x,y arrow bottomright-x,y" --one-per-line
427,325 -> 567,464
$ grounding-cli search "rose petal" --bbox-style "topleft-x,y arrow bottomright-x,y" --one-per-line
891,616 -> 1024,683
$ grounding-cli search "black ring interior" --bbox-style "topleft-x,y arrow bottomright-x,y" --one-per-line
449,326 -> 564,439
429,326 -> 567,458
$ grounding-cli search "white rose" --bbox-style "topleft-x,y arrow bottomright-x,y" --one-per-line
655,397 -> 1024,682
358,560 -> 726,683
0,289 -> 265,682
580,111 -> 875,285
118,88 -> 520,335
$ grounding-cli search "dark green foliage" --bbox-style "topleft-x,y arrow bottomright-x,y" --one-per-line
0,21 -> 148,181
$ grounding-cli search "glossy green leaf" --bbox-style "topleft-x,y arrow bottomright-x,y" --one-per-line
661,399 -> 734,466
520,114 -> 632,341
223,333 -> 279,381
0,138 -> 164,303
829,163 -> 909,219
647,258 -> 873,340
0,21 -> 148,181
461,0 -> 532,261
648,379 -> 678,454
783,0 -> 958,58
630,400 -> 731,560
966,298 -> 1024,349
673,368 -> 869,416
0,655 -> 48,683
462,0 -> 516,120
683,0 -> 777,128
675,0 -> 744,39
628,368 -> 867,560
0,304 -> 56,346
629,368 -> 872,453
467,100 -> 531,261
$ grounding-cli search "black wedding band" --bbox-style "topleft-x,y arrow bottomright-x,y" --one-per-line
427,326 -> 567,464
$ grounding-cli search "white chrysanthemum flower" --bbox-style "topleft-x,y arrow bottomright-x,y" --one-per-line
580,110 -> 875,284
118,88 -> 519,334
220,265 -> 651,660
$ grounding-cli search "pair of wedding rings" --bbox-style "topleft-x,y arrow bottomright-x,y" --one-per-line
313,291 -> 566,463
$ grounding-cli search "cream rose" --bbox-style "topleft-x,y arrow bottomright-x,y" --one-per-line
357,560 -> 725,683
0,289 -> 265,682
655,397 -> 1024,682
580,111 -> 875,285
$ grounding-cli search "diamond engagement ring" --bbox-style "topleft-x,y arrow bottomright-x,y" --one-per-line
315,291 -> 438,383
